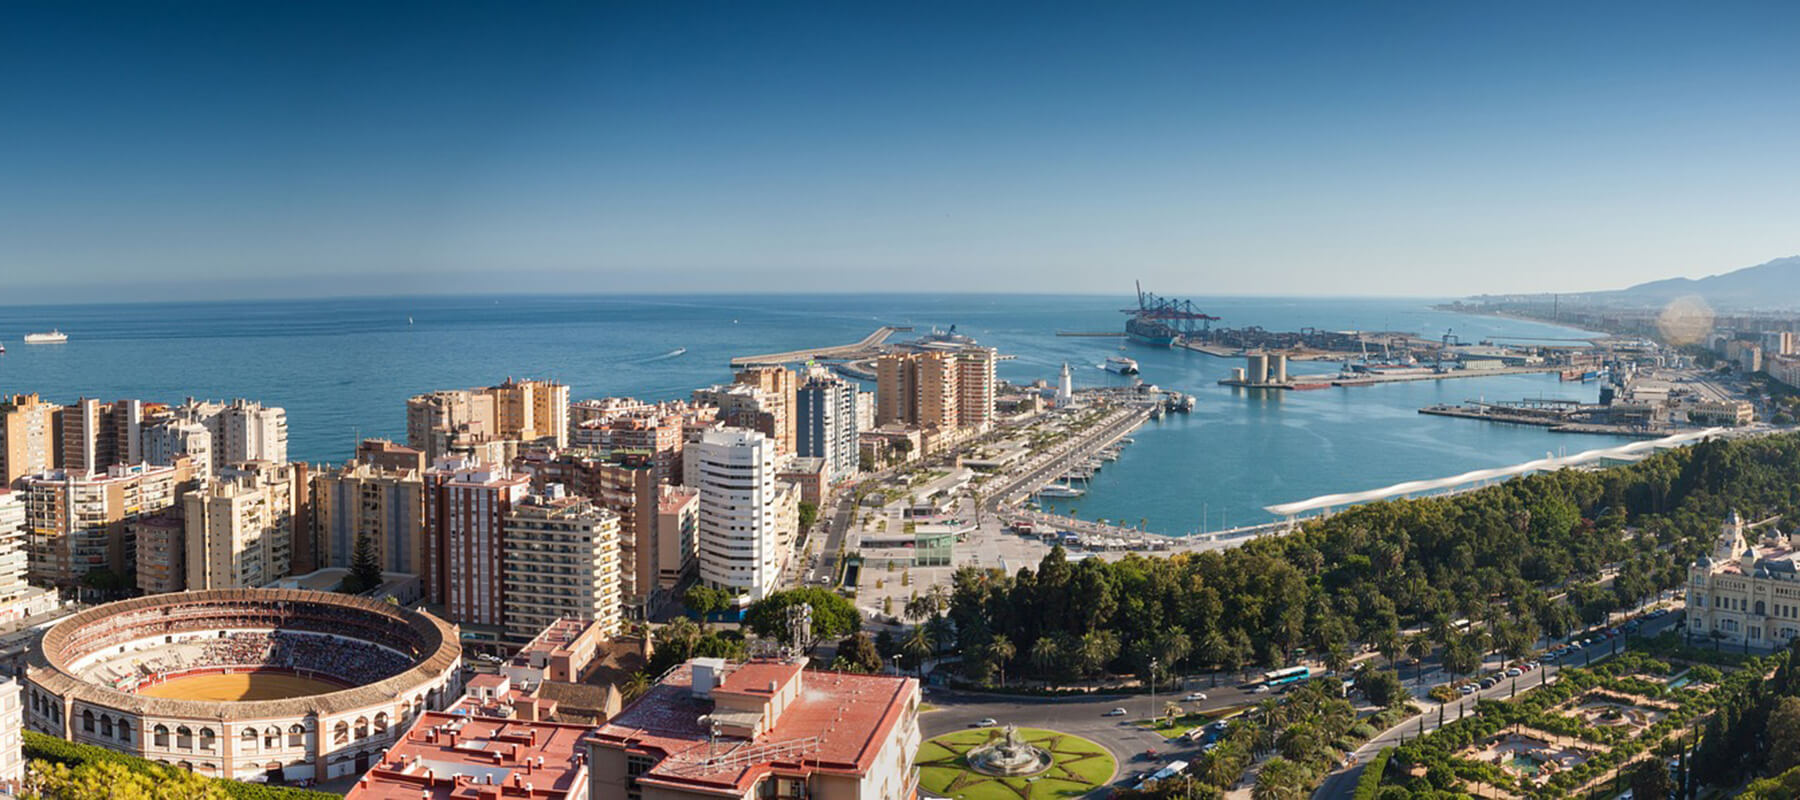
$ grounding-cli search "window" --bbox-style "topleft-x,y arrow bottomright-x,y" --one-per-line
200,728 -> 216,750
241,729 -> 258,750
373,713 -> 388,734
333,722 -> 348,745
176,726 -> 193,750
265,727 -> 280,749
155,725 -> 170,748
82,710 -> 94,733
288,725 -> 305,748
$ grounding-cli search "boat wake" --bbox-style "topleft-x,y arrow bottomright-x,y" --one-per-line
640,347 -> 688,362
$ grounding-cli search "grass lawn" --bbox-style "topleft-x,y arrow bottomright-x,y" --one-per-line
917,727 -> 1116,800
1134,705 -> 1246,740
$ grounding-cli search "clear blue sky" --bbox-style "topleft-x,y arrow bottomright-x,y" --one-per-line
3,0 -> 1797,302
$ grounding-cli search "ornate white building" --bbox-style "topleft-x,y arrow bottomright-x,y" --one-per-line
1687,511 -> 1800,649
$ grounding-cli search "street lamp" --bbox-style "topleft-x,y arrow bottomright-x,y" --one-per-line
1150,657 -> 1159,722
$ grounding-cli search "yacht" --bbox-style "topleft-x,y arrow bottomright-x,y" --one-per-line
1035,483 -> 1086,499
1104,355 -> 1140,374
23,330 -> 67,344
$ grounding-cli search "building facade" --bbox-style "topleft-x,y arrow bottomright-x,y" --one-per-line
183,465 -> 300,591
424,459 -> 531,644
407,379 -> 568,464
655,486 -> 698,593
796,373 -> 859,484
58,398 -> 144,473
502,491 -> 621,647
169,398 -> 288,470
130,514 -> 186,595
1,394 -> 59,487
21,463 -> 190,587
685,429 -> 786,602
515,450 -> 662,618
1688,511 -> 1800,649
310,447 -> 427,578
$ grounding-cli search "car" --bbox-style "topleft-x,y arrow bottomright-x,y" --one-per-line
1184,692 -> 1208,702
1459,684 -> 1476,694
1252,685 -> 1271,694
1506,668 -> 1522,677
972,718 -> 998,728
1106,707 -> 1128,716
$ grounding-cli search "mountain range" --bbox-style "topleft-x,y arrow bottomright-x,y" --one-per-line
1476,256 -> 1800,310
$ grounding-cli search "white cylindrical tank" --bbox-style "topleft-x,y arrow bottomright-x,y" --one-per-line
1271,353 -> 1289,383
1230,367 -> 1246,383
1246,354 -> 1269,384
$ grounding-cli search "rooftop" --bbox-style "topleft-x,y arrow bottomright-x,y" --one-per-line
592,660 -> 916,795
347,712 -> 592,800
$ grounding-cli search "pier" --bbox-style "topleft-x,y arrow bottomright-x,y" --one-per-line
729,326 -> 908,368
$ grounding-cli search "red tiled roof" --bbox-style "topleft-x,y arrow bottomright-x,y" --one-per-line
347,712 -> 592,800
593,662 -> 915,794
716,662 -> 802,696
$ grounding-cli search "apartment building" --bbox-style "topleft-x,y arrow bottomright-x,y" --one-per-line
0,492 -> 29,604
692,384 -> 792,459
424,458 -> 531,641
347,711 -> 592,800
569,400 -> 694,485
655,486 -> 698,593
515,451 -> 661,618
168,398 -> 288,468
130,513 -> 185,594
183,461 -> 303,590
407,378 -> 568,464
502,490 -> 622,646
732,367 -> 797,455
954,347 -> 997,432
685,429 -> 788,603
20,462 -> 190,586
795,373 -> 859,484
590,658 -> 920,800
311,441 -> 427,577
142,418 -> 213,477
0,394 -> 59,487
57,398 -> 144,472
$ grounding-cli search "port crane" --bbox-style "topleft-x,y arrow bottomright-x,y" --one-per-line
1124,280 -> 1221,336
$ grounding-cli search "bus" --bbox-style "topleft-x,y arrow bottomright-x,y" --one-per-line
1262,666 -> 1312,687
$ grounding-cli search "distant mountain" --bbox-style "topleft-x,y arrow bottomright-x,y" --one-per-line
1599,256 -> 1800,309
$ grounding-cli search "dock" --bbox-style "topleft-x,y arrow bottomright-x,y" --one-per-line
1419,403 -> 1677,437
729,326 -> 908,368
1055,331 -> 1127,337
1220,365 -> 1562,389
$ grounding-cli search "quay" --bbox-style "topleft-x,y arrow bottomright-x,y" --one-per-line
1219,364 -> 1562,389
729,325 -> 909,367
1419,403 -> 1678,438
1055,331 -> 1126,337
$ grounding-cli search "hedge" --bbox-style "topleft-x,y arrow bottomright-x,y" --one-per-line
23,731 -> 339,800
1352,747 -> 1391,800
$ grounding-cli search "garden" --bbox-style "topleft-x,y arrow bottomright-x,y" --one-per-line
916,726 -> 1116,800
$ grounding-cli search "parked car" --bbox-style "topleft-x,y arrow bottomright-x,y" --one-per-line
1106,708 -> 1128,716
1506,668 -> 1523,677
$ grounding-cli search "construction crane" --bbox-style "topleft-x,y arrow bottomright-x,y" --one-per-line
1123,280 -> 1221,338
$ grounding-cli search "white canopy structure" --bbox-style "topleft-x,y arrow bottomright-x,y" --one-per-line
1263,428 -> 1725,518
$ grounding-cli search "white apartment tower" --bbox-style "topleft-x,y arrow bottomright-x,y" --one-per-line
0,492 -> 29,605
170,398 -> 287,469
685,429 -> 786,602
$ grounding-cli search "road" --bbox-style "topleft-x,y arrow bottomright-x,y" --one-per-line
920,679 -> 1268,795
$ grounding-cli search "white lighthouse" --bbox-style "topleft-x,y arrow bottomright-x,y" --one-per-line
1056,362 -> 1074,407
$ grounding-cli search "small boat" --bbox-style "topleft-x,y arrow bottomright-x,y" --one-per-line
671,347 -> 688,357
1104,355 -> 1140,375
23,330 -> 67,344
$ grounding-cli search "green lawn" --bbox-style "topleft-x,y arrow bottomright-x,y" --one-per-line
1135,706 -> 1246,740
917,727 -> 1116,800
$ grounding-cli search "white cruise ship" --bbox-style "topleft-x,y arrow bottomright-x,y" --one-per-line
23,330 -> 68,344
1104,355 -> 1140,374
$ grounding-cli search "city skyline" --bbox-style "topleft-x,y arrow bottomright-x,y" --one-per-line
5,0 -> 1799,302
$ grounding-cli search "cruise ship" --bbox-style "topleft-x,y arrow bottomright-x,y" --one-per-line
23,330 -> 68,344
1104,355 -> 1140,374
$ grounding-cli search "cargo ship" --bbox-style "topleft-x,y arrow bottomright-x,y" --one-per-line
1123,281 -> 1218,348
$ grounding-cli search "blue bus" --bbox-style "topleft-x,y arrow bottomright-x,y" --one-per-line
1262,666 -> 1312,688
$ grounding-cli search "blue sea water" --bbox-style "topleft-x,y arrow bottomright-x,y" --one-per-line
0,294 -> 1627,532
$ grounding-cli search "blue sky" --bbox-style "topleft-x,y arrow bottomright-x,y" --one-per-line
2,0 -> 1797,302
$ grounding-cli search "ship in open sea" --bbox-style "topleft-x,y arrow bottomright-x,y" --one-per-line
23,330 -> 68,344
1123,282 -> 1218,347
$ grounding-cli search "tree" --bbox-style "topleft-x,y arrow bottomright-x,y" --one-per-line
684,585 -> 724,617
1252,756 -> 1312,800
797,501 -> 819,531
742,588 -> 861,644
835,632 -> 884,674
1769,696 -> 1800,775
1628,757 -> 1675,800
346,532 -> 384,594
1354,668 -> 1406,709
24,758 -> 228,800
903,626 -> 933,678
621,670 -> 652,701
988,634 -> 1016,688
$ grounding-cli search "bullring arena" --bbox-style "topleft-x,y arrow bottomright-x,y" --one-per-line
23,588 -> 462,783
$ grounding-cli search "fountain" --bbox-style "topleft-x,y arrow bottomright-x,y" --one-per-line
967,724 -> 1053,777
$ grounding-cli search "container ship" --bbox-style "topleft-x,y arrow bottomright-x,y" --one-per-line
1123,281 -> 1218,348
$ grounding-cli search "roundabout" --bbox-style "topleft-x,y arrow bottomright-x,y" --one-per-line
918,726 -> 1116,800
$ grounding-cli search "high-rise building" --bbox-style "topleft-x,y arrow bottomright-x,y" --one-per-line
311,441 -> 427,577
424,458 -> 531,638
167,398 -> 287,469
130,513 -> 185,594
692,383 -> 791,458
0,394 -> 60,487
796,373 -> 859,483
733,367 -> 797,455
855,390 -> 875,433
591,658 -> 920,800
57,398 -> 143,472
685,429 -> 787,602
141,417 -> 212,477
514,451 -> 660,617
0,678 -> 20,789
955,347 -> 997,432
1763,330 -> 1797,357
407,379 -> 568,464
568,399 -> 692,485
0,491 -> 30,604
502,489 -> 621,646
20,462 -> 190,586
183,461 -> 302,590
655,485 -> 698,592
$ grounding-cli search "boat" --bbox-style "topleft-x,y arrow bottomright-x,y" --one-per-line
23,330 -> 67,344
1125,316 -> 1178,347
671,347 -> 688,357
1104,356 -> 1140,374
1035,483 -> 1086,499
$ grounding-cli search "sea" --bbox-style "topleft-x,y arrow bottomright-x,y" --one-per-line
0,294 -> 1629,534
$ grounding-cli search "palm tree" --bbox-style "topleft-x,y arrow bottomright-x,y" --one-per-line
659,617 -> 702,655
925,615 -> 955,657
903,626 -> 933,679
988,635 -> 1016,688
1324,642 -> 1351,676
621,670 -> 651,702
1029,636 -> 1062,680
1163,701 -> 1183,726
1405,633 -> 1432,686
